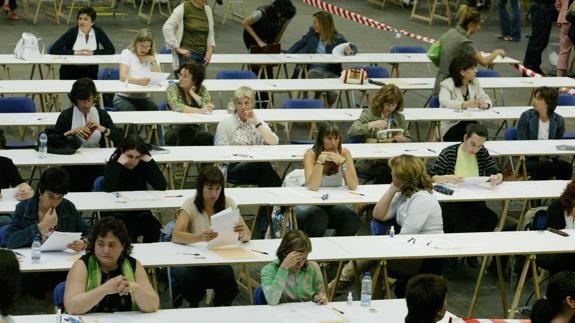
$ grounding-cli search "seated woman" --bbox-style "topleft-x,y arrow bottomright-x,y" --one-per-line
517,86 -> 572,180
0,249 -> 20,323
260,230 -> 327,305
330,155 -> 443,296
49,7 -> 115,80
438,53 -> 491,142
286,11 -> 353,106
54,78 -> 123,192
165,61 -> 214,146
114,28 -> 161,113
64,217 -> 159,314
531,271 -> 575,323
348,84 -> 411,184
171,165 -> 250,307
405,274 -> 449,323
103,136 -> 166,243
214,86 -> 281,187
297,122 -> 360,237
0,129 -> 33,227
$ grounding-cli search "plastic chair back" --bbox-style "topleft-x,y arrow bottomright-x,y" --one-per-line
476,69 -> 501,78
390,46 -> 426,54
93,176 -> 105,192
0,224 -> 11,247
428,96 -> 440,108
159,101 -> 168,111
370,219 -> 390,235
558,93 -> 575,106
253,287 -> 267,305
97,68 -> 120,80
282,99 -> 324,109
0,97 -> 36,113
216,71 -> 257,80
159,47 -> 172,54
53,281 -> 66,308
504,128 -> 518,140
347,136 -> 365,143
351,66 -> 389,78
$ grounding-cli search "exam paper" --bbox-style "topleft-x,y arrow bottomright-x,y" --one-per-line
208,207 -> 240,249
275,302 -> 345,323
41,231 -> 82,251
119,191 -> 160,201
0,188 -> 18,201
148,72 -> 170,85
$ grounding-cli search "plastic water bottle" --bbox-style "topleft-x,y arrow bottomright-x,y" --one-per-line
31,235 -> 41,264
389,226 -> 395,238
347,291 -> 353,306
39,132 -> 48,159
360,272 -> 372,307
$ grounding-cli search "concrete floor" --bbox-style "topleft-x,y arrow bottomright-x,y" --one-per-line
2,0 -> 564,319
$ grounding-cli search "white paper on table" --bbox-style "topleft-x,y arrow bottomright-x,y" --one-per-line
119,191 -> 160,201
41,231 -> 82,251
332,42 -> 353,57
0,188 -> 18,201
275,302 -> 345,323
148,72 -> 170,85
208,207 -> 240,249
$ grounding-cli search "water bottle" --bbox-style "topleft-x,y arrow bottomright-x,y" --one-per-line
39,132 -> 48,159
31,235 -> 41,264
360,272 -> 372,307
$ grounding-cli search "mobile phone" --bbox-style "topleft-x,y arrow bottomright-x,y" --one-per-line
547,228 -> 570,237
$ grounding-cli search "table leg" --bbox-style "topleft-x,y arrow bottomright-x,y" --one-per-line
467,255 -> 490,317
328,261 -> 344,301
508,255 -> 532,319
495,256 -> 509,317
496,200 -> 510,231
531,256 -> 541,300
382,260 -> 392,299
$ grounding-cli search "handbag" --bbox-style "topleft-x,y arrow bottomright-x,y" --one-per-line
34,128 -> 82,155
341,68 -> 367,84
427,41 -> 442,67
14,32 -> 44,60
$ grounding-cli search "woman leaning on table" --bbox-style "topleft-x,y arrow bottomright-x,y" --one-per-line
260,230 -> 327,305
171,165 -> 250,307
49,7 -> 115,80
517,86 -> 572,180
296,122 -> 360,238
165,61 -> 214,146
54,78 -> 123,192
348,84 -> 411,184
242,0 -> 296,51
162,0 -> 215,67
64,217 -> 159,314
531,271 -> 575,323
439,54 -> 492,142
113,28 -> 161,113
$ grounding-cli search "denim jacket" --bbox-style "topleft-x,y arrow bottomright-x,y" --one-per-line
517,108 -> 565,140
5,197 -> 91,249
286,27 -> 349,75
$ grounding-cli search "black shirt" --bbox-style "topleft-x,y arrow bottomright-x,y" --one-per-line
103,159 -> 167,192
0,156 -> 24,189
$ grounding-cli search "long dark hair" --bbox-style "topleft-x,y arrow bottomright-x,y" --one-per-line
313,122 -> 342,176
448,54 -> 477,87
0,250 -> 20,316
531,271 -> 575,323
194,165 -> 226,214
108,135 -> 149,163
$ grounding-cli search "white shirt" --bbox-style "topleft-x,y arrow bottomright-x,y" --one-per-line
118,49 -> 159,98
388,190 -> 444,235
214,114 -> 277,146
538,119 -> 550,140
72,28 -> 97,51
564,212 -> 575,229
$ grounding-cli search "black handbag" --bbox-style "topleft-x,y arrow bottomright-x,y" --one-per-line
34,128 -> 82,155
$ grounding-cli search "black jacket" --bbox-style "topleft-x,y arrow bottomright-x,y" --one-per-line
49,26 -> 115,55
54,107 -> 123,148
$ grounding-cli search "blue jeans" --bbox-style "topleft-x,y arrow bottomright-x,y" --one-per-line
177,51 -> 205,66
295,204 -> 360,237
498,0 -> 521,40
523,2 -> 557,74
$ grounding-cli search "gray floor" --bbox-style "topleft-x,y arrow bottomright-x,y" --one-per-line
2,0 -> 566,318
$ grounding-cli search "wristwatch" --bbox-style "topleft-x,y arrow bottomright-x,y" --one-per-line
255,122 -> 263,128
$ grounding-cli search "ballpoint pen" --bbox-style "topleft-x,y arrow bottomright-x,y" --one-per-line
179,252 -> 201,256
331,307 -> 345,315
348,191 -> 365,196
251,249 -> 269,255
427,148 -> 436,153
164,195 -> 183,198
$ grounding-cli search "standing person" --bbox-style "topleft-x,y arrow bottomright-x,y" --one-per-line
0,250 -> 20,322
428,123 -> 502,234
556,0 -> 572,76
531,271 -> 575,323
242,0 -> 296,50
296,122 -> 360,237
49,7 -> 115,80
497,0 -> 521,41
165,61 -> 214,146
64,218 -> 159,314
162,0 -> 215,68
260,230 -> 327,305
439,54 -> 491,141
103,136 -> 167,243
433,5 -> 506,94
405,274 -> 449,323
171,166 -> 250,307
523,0 -> 558,75
54,78 -> 123,192
2,0 -> 18,20
348,84 -> 411,184
113,29 -> 161,113
214,86 -> 281,187
517,86 -> 572,180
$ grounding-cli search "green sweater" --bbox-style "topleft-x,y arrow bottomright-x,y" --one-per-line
347,108 -> 411,140
260,259 -> 325,305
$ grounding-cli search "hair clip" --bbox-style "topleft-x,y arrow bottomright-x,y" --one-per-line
321,193 -> 329,200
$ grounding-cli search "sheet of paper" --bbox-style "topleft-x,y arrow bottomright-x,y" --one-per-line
211,247 -> 256,259
332,42 -> 352,57
0,188 -> 18,201
207,207 -> 240,249
119,191 -> 160,201
275,302 -> 346,323
40,231 -> 82,251
148,72 -> 170,85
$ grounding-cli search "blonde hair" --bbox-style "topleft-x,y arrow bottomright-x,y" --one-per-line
234,86 -> 256,110
457,5 -> 481,31
129,28 -> 156,56
313,11 -> 337,45
369,84 -> 404,115
388,155 -> 433,198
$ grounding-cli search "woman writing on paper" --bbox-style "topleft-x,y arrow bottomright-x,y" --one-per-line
49,7 -> 115,80
113,29 -> 162,113
165,61 -> 214,146
0,249 -> 20,323
64,217 -> 159,314
54,78 -> 123,192
172,166 -> 250,307
260,230 -> 327,305
531,271 -> 575,323
517,86 -> 572,180
296,122 -> 360,238
103,136 -> 166,243
439,54 -> 492,142
348,84 -> 411,184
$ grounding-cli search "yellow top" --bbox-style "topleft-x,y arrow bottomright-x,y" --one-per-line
454,144 -> 479,177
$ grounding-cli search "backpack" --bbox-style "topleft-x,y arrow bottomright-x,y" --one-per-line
523,206 -> 549,231
14,32 -> 44,60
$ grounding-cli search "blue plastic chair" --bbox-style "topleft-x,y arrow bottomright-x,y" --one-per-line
428,96 -> 440,108
93,176 -> 105,192
282,99 -> 325,144
476,69 -> 505,106
159,47 -> 172,54
159,101 -> 168,111
351,66 -> 389,78
558,93 -> 575,106
390,46 -> 427,54
370,219 -> 390,236
347,135 -> 365,143
0,224 -> 11,247
216,71 -> 257,80
53,281 -> 66,309
97,67 -> 120,81
504,127 -> 518,140
0,97 -> 37,149
253,286 -> 267,305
